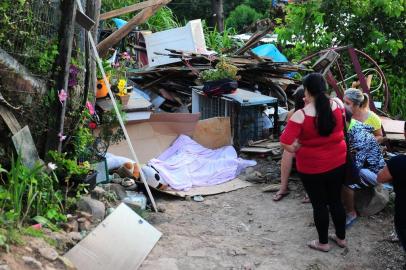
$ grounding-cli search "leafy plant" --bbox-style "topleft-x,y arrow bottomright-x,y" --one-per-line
204,22 -> 241,53
0,156 -> 65,228
200,57 -> 238,82
225,4 -> 264,32
98,102 -> 126,147
144,6 -> 180,32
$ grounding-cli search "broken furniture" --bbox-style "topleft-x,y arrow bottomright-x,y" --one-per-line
192,87 -> 278,148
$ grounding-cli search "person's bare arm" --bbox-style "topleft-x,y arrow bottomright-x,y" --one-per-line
281,140 -> 301,153
374,128 -> 385,144
377,165 -> 393,183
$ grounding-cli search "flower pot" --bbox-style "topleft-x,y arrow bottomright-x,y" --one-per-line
71,171 -> 98,191
96,78 -> 109,98
119,94 -> 130,106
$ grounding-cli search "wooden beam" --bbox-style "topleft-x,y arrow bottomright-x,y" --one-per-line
100,0 -> 163,21
97,0 -> 171,57
45,0 -> 77,153
0,105 -> 22,135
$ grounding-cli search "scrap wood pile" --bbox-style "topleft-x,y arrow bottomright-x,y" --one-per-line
129,49 -> 309,111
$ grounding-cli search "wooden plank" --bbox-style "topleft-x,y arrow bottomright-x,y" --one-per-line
157,178 -> 251,197
75,9 -> 95,31
100,0 -> 163,20
12,126 -> 42,169
97,0 -> 171,57
65,203 -> 162,270
240,147 -> 273,153
45,0 -> 77,153
0,105 -> 22,135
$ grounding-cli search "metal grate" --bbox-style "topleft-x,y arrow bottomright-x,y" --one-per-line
193,90 -> 272,148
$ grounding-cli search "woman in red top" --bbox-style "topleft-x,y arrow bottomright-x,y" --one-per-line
280,73 -> 347,252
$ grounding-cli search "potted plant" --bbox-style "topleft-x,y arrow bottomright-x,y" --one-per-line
200,57 -> 239,96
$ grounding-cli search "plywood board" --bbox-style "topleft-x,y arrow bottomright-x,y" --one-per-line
192,117 -> 232,149
64,203 -> 162,270
156,178 -> 251,197
240,147 -> 273,153
381,117 -> 405,134
12,126 -> 41,168
108,113 -> 200,164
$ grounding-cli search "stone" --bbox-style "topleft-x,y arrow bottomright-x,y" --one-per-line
77,196 -> 105,221
105,183 -> 127,200
45,265 -> 57,270
0,265 -> 10,270
355,185 -> 389,216
22,256 -> 43,270
39,247 -> 59,261
25,246 -> 33,253
78,220 -> 91,232
58,256 -> 77,270
68,232 -> 83,242
91,186 -> 106,200
76,211 -> 93,220
63,220 -> 79,233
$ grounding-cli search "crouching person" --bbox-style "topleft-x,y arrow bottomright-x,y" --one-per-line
342,112 -> 386,227
377,123 -> 406,254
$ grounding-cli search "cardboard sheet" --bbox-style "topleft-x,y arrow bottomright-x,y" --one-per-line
64,203 -> 162,270
156,178 -> 252,197
192,117 -> 232,149
108,113 -> 200,164
381,117 -> 405,134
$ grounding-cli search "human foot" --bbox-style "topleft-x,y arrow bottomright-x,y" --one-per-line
272,190 -> 290,201
307,240 -> 330,252
346,212 -> 358,228
329,234 -> 347,248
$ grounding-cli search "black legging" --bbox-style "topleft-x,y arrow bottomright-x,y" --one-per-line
300,164 -> 346,244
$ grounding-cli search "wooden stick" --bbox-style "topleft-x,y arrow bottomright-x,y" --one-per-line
97,0 -> 171,57
76,0 -> 159,213
100,0 -> 164,20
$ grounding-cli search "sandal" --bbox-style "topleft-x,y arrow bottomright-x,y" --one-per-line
302,195 -> 310,204
328,234 -> 347,248
345,214 -> 358,228
307,240 -> 330,252
272,191 -> 290,201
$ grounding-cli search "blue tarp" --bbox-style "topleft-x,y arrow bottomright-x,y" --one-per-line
252,44 -> 289,62
252,44 -> 294,77
112,18 -> 127,29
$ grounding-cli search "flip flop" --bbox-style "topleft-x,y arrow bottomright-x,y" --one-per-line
272,191 -> 290,201
345,214 -> 358,228
328,234 -> 347,248
307,240 -> 330,252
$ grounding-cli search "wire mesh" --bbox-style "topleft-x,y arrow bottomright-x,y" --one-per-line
0,0 -> 61,78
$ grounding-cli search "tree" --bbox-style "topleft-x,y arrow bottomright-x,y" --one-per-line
275,0 -> 405,117
226,4 -> 264,32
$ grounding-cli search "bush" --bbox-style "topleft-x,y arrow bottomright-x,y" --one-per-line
226,4 -> 264,32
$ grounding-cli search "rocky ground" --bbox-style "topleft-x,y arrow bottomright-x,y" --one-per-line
0,159 -> 404,270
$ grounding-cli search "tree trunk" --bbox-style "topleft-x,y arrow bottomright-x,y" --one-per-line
211,0 -> 224,32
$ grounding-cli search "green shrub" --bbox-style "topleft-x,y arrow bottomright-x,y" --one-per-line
226,4 -> 264,32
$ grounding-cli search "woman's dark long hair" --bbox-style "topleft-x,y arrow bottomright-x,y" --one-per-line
293,86 -> 305,112
302,73 -> 336,136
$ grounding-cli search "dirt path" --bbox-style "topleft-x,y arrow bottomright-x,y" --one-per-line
141,181 -> 404,270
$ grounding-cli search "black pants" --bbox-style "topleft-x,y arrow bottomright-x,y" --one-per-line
300,164 -> 346,244
395,218 -> 406,252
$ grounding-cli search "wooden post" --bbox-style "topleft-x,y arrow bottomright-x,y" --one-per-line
96,0 -> 171,58
45,0 -> 77,153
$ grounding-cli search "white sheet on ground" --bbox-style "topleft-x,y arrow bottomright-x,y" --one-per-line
148,135 -> 256,191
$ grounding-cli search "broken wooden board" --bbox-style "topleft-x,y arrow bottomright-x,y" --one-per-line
240,147 -> 273,153
0,105 -> 22,135
192,117 -> 232,149
381,117 -> 405,134
248,140 -> 281,149
12,126 -> 42,169
64,203 -> 162,270
157,178 -> 251,197
100,0 -> 164,20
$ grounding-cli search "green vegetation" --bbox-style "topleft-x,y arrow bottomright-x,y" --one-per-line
225,4 -> 263,32
200,57 -> 238,81
275,0 -> 405,118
